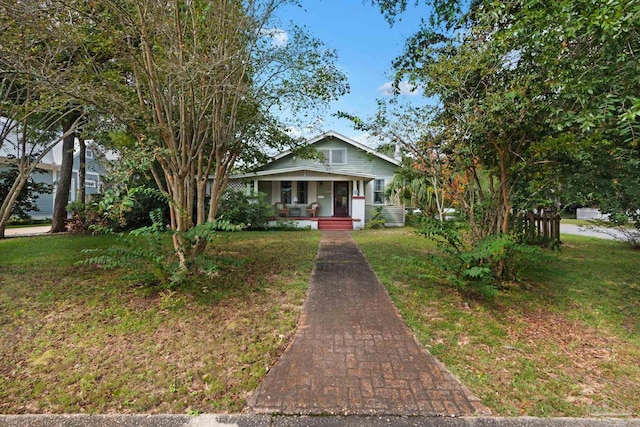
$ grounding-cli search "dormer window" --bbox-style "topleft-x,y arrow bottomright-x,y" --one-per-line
319,148 -> 347,165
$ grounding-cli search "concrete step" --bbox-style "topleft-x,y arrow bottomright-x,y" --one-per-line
318,220 -> 353,230
318,226 -> 353,231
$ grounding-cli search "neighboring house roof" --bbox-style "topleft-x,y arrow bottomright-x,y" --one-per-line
272,130 -> 401,166
0,135 -> 60,169
1,116 -> 116,169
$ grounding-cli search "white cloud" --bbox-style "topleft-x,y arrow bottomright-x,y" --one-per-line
284,117 -> 325,139
285,124 -> 319,140
377,80 -> 422,96
260,28 -> 289,48
350,132 -> 377,147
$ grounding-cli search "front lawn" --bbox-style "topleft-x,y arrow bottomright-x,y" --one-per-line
0,231 -> 320,414
2,228 -> 638,417
353,228 -> 640,417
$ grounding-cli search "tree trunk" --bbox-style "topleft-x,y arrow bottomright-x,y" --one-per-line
50,113 -> 78,232
0,174 -> 29,239
78,137 -> 86,206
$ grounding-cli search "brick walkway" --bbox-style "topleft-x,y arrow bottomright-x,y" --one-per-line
247,231 -> 490,416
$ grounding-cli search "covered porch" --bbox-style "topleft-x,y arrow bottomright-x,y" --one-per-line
232,167 -> 373,230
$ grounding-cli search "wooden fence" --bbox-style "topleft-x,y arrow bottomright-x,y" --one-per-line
518,211 -> 561,244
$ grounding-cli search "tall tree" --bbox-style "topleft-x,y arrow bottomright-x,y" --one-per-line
50,109 -> 81,233
339,100 -> 453,221
0,75 -> 80,238
3,0 -> 348,266
371,0 -> 639,233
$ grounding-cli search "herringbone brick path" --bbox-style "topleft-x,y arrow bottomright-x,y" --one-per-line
247,231 -> 489,416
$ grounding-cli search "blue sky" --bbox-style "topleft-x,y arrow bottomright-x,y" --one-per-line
275,1 -> 432,144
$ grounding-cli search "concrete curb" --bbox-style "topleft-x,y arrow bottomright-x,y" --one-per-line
1,415 -> 639,427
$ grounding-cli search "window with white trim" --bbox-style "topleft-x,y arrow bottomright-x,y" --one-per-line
319,148 -> 347,165
373,179 -> 385,204
86,149 -> 94,159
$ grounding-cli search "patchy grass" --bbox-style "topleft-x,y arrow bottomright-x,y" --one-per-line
0,231 -> 320,414
353,228 -> 640,417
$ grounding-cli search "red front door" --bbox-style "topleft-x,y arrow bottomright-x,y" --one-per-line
334,181 -> 349,217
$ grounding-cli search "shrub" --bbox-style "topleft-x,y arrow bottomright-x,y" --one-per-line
216,189 -> 272,230
66,187 -> 169,233
366,206 -> 387,229
271,218 -> 311,231
417,217 -> 542,298
78,209 -> 241,288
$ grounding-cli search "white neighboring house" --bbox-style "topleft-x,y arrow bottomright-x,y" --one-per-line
0,125 -> 113,220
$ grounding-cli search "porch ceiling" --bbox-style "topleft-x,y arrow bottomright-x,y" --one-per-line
232,166 -> 375,181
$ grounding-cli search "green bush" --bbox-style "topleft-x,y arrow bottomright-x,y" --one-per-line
417,217 -> 542,298
79,209 -> 240,288
216,189 -> 272,230
270,218 -> 311,231
67,187 -> 169,233
366,206 -> 387,229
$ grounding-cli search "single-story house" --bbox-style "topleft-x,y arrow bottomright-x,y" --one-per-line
230,131 -> 405,230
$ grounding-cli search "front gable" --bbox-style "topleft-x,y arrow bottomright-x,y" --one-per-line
258,132 -> 400,179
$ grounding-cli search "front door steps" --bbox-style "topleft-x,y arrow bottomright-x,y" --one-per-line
318,217 -> 355,231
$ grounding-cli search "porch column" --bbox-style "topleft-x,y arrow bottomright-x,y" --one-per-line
358,180 -> 363,196
352,180 -> 358,195
246,182 -> 251,195
352,195 -> 366,230
254,180 -> 258,194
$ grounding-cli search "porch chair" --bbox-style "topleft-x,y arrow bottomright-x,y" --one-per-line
274,202 -> 289,217
306,202 -> 320,218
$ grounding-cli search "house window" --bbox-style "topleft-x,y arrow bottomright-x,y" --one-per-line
319,149 -> 330,162
297,182 -> 308,204
373,179 -> 385,204
319,148 -> 347,165
331,148 -> 346,164
86,149 -> 94,159
281,181 -> 292,203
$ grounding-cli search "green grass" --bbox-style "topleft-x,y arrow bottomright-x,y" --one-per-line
0,230 -> 320,414
2,228 -> 638,416
561,219 -> 593,226
353,228 -> 640,417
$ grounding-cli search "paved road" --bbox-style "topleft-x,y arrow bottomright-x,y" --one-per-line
248,231 -> 488,416
560,224 -> 630,241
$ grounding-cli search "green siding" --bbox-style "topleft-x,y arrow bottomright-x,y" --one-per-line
258,181 -> 272,204
260,136 -> 398,178
365,205 -> 404,226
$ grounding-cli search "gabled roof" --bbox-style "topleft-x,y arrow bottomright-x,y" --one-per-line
273,130 -> 401,166
232,166 -> 378,180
